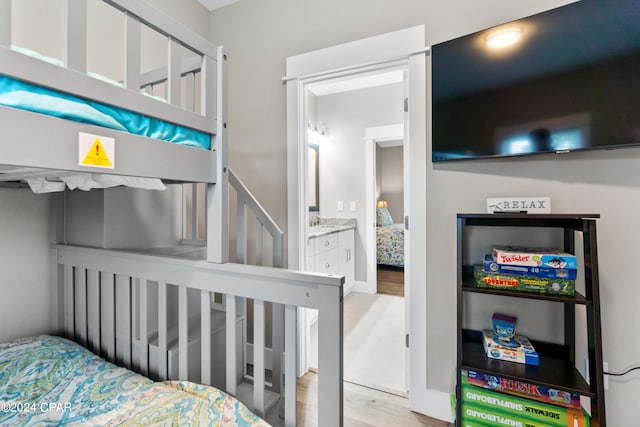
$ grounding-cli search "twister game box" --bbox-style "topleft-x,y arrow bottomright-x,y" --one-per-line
492,246 -> 577,269
483,255 -> 577,279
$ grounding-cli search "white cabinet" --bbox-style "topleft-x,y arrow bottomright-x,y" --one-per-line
337,228 -> 354,291
307,228 -> 355,294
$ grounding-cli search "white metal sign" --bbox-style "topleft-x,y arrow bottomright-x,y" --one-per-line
486,197 -> 551,213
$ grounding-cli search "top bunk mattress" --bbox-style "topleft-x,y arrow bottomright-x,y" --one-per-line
0,74 -> 210,150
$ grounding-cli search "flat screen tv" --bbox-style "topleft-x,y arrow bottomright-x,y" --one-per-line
431,0 -> 640,161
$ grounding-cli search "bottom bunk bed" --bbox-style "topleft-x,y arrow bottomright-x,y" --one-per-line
0,335 -> 267,426
37,244 -> 343,427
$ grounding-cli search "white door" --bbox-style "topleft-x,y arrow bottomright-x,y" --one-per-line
285,26 -> 436,417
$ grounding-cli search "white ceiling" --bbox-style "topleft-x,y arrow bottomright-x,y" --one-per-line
308,70 -> 404,97
197,0 -> 241,11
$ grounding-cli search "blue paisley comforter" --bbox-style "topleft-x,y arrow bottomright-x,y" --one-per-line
376,224 -> 404,267
0,335 -> 269,426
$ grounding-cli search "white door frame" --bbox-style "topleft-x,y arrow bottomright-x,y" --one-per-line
285,26 -> 453,421
363,124 -> 404,295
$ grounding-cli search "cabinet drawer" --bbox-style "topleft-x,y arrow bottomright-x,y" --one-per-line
314,233 -> 338,254
314,249 -> 338,274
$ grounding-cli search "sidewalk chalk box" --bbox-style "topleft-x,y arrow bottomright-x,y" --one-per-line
461,386 -> 590,427
492,246 -> 578,269
462,409 -> 554,427
483,255 -> 577,279
462,369 -> 581,409
461,403 -> 590,427
474,265 -> 575,296
482,330 -> 539,366
462,418 -> 551,427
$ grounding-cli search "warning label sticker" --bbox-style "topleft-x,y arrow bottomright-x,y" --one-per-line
79,132 -> 115,169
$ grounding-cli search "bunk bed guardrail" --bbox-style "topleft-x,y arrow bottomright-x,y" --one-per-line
51,244 -> 344,427
0,0 -> 220,184
230,168 -> 285,269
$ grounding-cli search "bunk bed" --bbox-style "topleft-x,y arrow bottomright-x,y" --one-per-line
0,1 -> 344,426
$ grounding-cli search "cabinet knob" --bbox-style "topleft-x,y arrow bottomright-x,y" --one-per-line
325,262 -> 331,269
324,240 -> 330,247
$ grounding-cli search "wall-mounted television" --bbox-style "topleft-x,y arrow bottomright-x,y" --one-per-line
431,0 -> 640,161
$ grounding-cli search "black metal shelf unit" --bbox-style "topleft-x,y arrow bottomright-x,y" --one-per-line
456,213 -> 605,426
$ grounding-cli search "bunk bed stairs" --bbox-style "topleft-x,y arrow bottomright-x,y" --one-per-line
51,170 -> 304,427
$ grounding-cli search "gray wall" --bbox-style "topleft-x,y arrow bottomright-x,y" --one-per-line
315,83 -> 404,281
0,189 -> 50,341
209,0 -> 638,424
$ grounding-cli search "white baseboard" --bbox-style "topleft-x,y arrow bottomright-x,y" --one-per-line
352,280 -> 375,294
410,388 -> 454,423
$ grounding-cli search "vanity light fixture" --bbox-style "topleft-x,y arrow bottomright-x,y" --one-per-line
486,27 -> 522,49
307,124 -> 329,145
376,200 -> 388,208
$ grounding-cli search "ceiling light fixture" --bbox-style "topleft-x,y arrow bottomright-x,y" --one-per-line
486,27 -> 522,49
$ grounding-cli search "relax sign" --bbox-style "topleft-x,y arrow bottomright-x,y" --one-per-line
486,197 -> 551,214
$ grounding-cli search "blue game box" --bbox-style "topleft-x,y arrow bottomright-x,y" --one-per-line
483,255 -> 577,279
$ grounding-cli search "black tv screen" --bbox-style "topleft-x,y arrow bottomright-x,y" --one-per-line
431,0 -> 640,161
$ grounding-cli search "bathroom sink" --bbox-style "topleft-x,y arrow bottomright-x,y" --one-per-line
308,224 -> 349,238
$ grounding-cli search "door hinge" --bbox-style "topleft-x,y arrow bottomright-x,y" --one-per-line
406,333 -> 410,348
404,97 -> 409,112
404,215 -> 409,230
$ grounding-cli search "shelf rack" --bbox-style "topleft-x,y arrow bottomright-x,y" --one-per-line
456,213 -> 605,427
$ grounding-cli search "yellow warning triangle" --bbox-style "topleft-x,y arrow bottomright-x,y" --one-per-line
81,138 -> 113,167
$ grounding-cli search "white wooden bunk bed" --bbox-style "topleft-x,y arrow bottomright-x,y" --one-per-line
0,1 -> 343,426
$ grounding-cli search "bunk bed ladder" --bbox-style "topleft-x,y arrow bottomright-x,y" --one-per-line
178,168 -> 290,423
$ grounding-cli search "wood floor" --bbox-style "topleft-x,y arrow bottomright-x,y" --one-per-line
296,371 -> 452,427
377,267 -> 404,297
296,268 -> 450,426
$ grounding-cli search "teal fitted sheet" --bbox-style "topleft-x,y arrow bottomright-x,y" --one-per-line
0,75 -> 210,150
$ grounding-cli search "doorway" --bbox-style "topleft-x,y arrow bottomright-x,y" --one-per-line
303,76 -> 407,394
285,25 -> 431,415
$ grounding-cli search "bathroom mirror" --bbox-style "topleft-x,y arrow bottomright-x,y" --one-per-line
308,144 -> 319,211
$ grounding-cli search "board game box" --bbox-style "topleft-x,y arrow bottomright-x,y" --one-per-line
462,370 -> 581,409
483,254 -> 577,279
462,386 -> 589,427
482,330 -> 539,366
461,405 -> 554,427
492,246 -> 577,269
474,265 -> 576,296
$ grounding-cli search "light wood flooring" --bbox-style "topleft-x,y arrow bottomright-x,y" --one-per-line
300,267 -> 450,426
377,267 -> 404,297
296,371 -> 452,427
